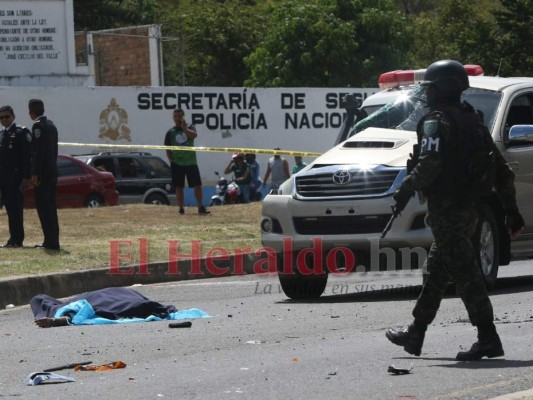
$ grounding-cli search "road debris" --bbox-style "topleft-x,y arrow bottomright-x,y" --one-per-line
387,364 -> 413,375
26,372 -> 75,386
169,321 -> 192,328
44,361 -> 92,372
74,361 -> 126,371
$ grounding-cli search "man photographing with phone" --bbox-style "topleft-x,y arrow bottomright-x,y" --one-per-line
164,107 -> 210,215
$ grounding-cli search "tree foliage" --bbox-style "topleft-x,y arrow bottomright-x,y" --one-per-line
160,0 -> 267,86
74,0 -> 161,31
244,0 -> 410,87
493,0 -> 533,76
405,0 -> 499,73
73,0 -> 533,86
393,0 -> 439,15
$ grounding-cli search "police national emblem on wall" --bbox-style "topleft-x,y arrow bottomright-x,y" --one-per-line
99,98 -> 131,141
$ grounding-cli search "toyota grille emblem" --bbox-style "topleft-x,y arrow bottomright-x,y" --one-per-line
332,170 -> 352,185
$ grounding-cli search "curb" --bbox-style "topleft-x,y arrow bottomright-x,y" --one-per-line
0,254 -> 260,309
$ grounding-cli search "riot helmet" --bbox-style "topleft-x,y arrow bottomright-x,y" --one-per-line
421,60 -> 469,93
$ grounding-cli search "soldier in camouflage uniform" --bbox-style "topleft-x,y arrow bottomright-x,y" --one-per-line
385,60 -> 525,361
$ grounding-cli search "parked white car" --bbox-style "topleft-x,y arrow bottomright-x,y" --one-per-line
261,68 -> 533,299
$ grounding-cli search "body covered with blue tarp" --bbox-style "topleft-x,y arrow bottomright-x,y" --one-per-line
30,287 -> 209,325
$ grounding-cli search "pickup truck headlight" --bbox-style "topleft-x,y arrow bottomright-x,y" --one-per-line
266,178 -> 293,196
278,179 -> 293,196
390,168 -> 407,191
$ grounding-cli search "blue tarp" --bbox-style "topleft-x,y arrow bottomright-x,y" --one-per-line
55,299 -> 210,325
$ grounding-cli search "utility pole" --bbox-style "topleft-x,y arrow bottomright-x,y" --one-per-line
179,17 -> 185,85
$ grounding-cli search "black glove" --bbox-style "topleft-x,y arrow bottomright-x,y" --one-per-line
505,208 -> 525,238
392,186 -> 414,213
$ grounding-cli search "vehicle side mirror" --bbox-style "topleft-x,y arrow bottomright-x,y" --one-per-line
508,125 -> 533,145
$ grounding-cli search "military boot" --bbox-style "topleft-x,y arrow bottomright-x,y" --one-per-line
385,322 -> 426,356
456,334 -> 504,361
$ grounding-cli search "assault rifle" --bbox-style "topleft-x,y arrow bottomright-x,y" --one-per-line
380,144 -> 420,239
381,203 -> 403,239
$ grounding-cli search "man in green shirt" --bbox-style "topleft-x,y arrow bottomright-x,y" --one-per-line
164,108 -> 209,215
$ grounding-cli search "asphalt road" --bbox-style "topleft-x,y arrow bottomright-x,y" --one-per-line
1,260 -> 533,399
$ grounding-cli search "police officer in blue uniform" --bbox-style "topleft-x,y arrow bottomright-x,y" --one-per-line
28,99 -> 60,251
0,106 -> 32,248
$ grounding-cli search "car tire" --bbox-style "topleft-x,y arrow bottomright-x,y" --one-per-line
145,193 -> 170,205
276,253 -> 328,299
85,194 -> 104,208
476,204 -> 499,291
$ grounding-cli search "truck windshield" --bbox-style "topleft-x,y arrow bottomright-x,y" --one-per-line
351,86 -> 502,137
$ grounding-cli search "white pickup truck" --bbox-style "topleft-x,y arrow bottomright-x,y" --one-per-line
261,68 -> 533,299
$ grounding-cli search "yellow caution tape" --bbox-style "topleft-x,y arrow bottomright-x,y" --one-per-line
58,142 -> 322,157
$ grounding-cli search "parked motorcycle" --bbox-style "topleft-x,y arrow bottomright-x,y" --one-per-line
209,172 -> 241,206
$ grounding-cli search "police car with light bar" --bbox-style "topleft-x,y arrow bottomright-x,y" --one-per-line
261,64 -> 533,299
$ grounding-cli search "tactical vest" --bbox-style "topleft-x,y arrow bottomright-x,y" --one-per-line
417,102 -> 495,199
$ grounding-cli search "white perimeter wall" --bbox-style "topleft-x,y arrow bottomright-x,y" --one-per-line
0,86 -> 379,181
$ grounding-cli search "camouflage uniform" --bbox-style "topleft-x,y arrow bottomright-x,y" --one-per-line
414,200 -> 491,325
398,103 -> 517,327
386,59 -> 522,361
